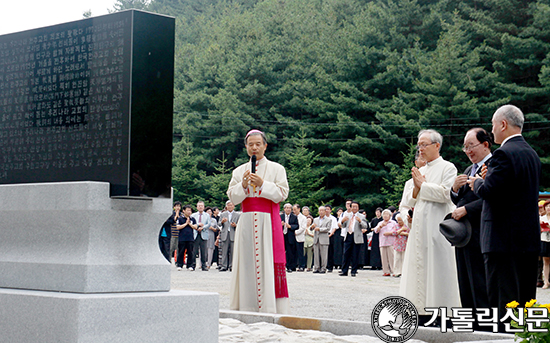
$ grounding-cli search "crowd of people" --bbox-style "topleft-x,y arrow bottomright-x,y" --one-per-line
159,105 -> 546,331
158,199 -> 411,278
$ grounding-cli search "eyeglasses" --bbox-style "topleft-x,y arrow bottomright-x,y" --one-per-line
462,143 -> 483,152
416,142 -> 436,150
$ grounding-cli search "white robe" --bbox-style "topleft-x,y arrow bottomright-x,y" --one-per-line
399,156 -> 461,314
227,157 -> 289,314
398,178 -> 414,224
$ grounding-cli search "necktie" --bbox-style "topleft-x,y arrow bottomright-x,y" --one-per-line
348,215 -> 355,234
199,213 -> 202,225
470,163 -> 478,177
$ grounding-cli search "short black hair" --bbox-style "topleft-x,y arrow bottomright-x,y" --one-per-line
376,207 -> 383,213
205,206 -> 212,212
325,204 -> 332,209
336,207 -> 343,212
388,206 -> 397,212
182,204 -> 192,211
470,127 -> 493,149
351,201 -> 360,207
174,201 -> 182,207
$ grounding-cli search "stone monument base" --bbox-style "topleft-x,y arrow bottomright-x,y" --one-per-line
0,182 -> 219,342
0,288 -> 218,343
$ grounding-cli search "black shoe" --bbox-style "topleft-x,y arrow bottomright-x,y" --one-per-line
351,273 -> 357,277
219,268 -> 227,272
312,270 -> 320,274
327,269 -> 333,273
297,268 -> 304,272
319,271 -> 326,274
202,268 -> 209,271
339,272 -> 348,276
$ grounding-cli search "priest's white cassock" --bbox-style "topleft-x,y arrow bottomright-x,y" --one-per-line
399,156 -> 461,314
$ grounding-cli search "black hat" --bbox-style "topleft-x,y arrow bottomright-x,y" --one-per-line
439,213 -> 472,248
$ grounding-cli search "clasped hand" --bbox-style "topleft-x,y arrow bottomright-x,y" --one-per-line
411,167 -> 426,189
242,170 -> 264,189
466,164 -> 487,191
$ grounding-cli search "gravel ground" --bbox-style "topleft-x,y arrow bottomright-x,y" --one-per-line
173,263 -> 404,322
218,318 -> 426,343
171,262 -> 550,322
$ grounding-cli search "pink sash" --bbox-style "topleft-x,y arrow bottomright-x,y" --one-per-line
242,197 -> 288,298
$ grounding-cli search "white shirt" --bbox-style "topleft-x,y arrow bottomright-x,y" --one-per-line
500,133 -> 522,146
295,213 -> 307,243
327,214 -> 338,234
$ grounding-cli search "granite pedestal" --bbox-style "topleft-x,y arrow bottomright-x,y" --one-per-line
0,182 -> 218,343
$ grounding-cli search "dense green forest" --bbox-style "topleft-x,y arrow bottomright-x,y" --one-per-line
111,0 -> 550,212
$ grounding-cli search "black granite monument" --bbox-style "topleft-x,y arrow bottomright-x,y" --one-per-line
0,10 -> 175,197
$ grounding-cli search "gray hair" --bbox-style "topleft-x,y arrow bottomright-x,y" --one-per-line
244,131 -> 268,145
318,206 -> 326,211
382,209 -> 392,217
418,129 -> 443,149
494,104 -> 524,130
418,129 -> 443,144
284,203 -> 292,209
225,200 -> 233,206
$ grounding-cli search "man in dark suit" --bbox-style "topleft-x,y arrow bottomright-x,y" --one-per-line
281,203 -> 299,272
451,128 -> 492,321
468,105 -> 541,331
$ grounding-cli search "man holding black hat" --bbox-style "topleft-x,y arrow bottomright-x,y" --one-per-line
450,128 -> 492,320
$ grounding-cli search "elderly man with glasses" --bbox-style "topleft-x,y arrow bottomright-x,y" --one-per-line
450,128 -> 493,329
399,129 -> 460,324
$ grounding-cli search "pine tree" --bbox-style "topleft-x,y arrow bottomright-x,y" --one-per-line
202,152 -> 233,207
285,130 -> 325,207
381,143 -> 416,207
171,134 -> 206,204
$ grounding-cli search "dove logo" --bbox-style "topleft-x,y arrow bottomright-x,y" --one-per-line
371,296 -> 419,342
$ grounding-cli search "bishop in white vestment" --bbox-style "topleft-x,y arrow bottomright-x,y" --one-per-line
399,130 -> 461,315
227,130 -> 290,314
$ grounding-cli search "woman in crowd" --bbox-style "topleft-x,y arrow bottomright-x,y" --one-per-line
211,207 -> 221,269
304,216 -> 315,272
540,200 -> 550,289
391,215 -> 409,277
205,207 -> 219,270
369,207 -> 383,270
374,209 -> 397,276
